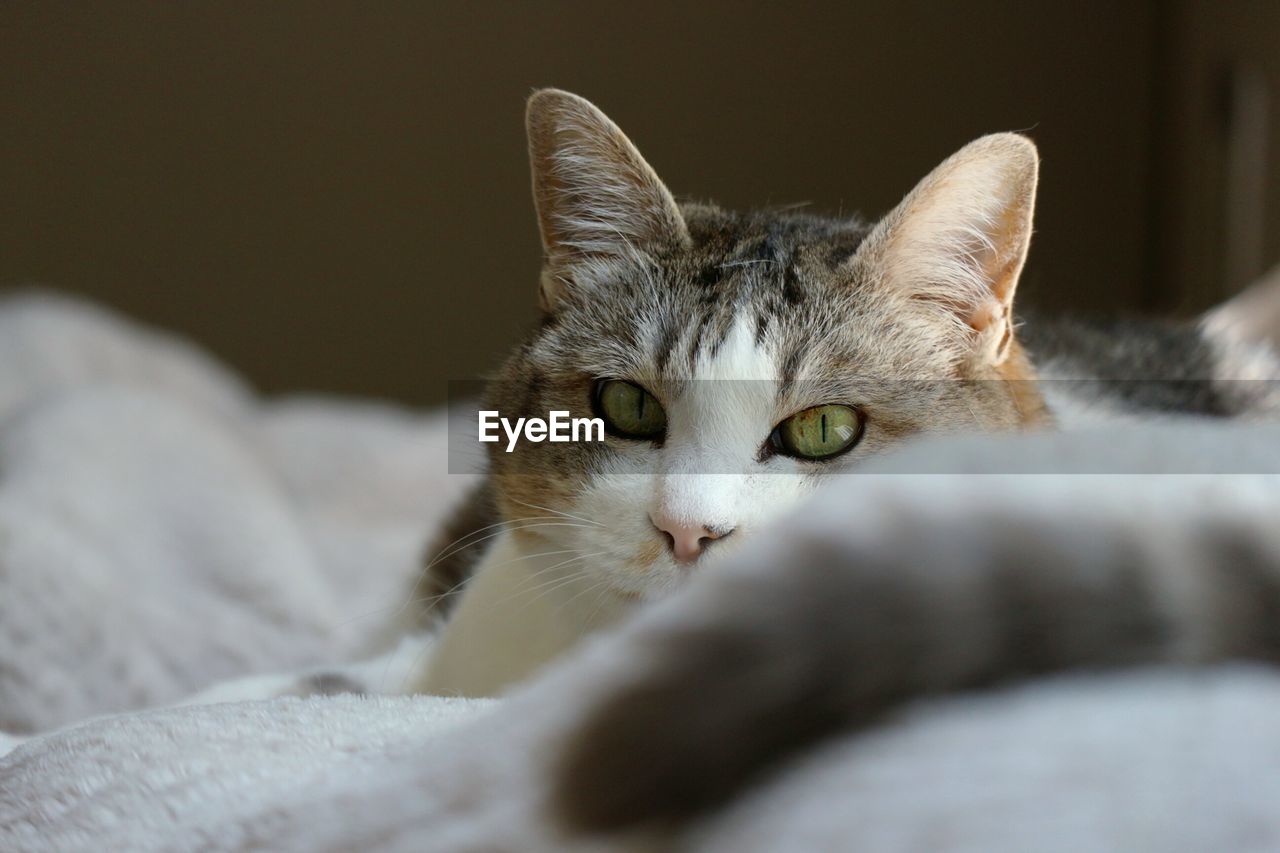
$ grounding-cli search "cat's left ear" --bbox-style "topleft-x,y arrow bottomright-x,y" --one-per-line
850,133 -> 1038,369
526,89 -> 689,308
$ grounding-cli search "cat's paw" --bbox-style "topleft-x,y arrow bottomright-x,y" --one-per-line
176,670 -> 366,707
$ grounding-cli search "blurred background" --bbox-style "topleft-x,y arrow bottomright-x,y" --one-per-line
3,1 -> 1278,405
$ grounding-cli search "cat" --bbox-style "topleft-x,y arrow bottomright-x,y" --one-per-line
184,88 -> 1276,709
403,89 -> 1280,699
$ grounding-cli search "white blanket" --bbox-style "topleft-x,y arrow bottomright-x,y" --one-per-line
1,292 -> 1279,852
0,291 -> 476,734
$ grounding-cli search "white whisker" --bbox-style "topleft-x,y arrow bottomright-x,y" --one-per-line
494,551 -> 606,607
508,497 -> 604,527
338,519 -> 594,631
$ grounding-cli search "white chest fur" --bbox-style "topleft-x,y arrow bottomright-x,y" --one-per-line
414,532 -> 630,697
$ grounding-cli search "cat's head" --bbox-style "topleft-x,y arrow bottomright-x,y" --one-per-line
488,89 -> 1046,599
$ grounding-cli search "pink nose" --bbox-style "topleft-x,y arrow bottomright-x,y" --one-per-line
650,513 -> 734,564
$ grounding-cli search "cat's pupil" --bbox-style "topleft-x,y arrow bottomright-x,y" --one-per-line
773,404 -> 864,460
595,379 -> 668,440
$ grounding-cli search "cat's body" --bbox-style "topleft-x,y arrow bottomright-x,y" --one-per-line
199,89 -> 1279,708
402,91 -> 1279,698
1021,310 -> 1280,424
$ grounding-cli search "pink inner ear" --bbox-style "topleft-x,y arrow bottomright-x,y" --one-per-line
967,300 -> 1004,333
965,300 -> 1014,364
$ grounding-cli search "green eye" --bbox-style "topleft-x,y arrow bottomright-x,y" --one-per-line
595,380 -> 667,440
771,405 -> 864,460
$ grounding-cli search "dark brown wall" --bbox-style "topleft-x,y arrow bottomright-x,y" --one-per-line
2,2 -> 1161,404
1149,0 -> 1280,312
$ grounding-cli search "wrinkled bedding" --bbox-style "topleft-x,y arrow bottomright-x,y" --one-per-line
0,291 -> 477,733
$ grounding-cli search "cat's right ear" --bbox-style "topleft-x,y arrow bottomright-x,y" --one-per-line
526,89 -> 689,309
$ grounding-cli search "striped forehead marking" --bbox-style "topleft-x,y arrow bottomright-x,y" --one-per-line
693,316 -> 779,382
